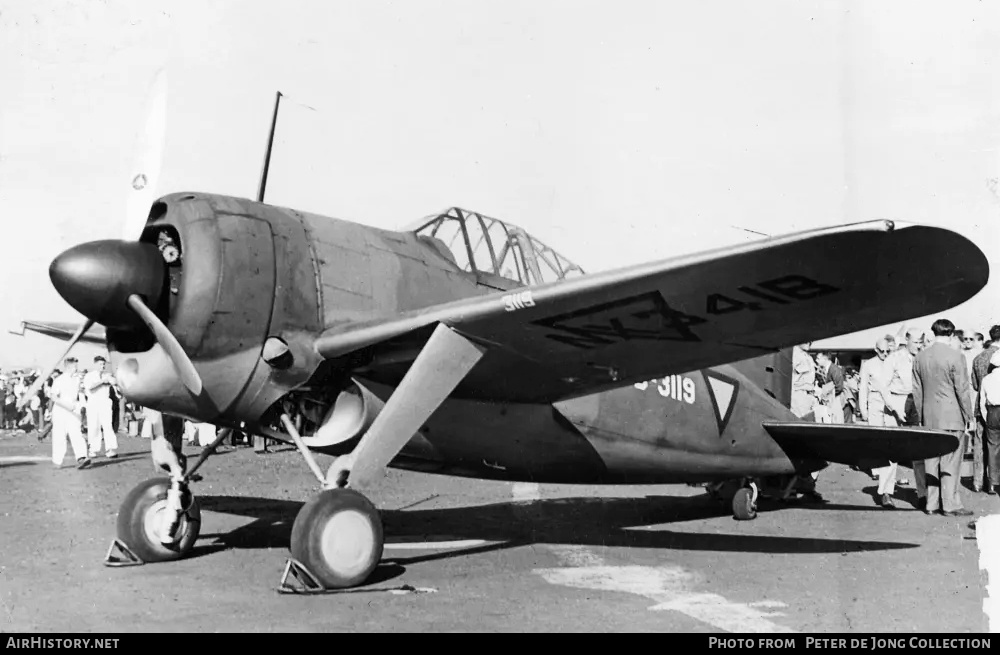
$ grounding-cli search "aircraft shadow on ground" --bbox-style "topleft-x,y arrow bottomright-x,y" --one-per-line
85,452 -> 149,469
195,492 -> 919,565
0,461 -> 36,469
960,477 -> 992,493
75,444 -> 241,471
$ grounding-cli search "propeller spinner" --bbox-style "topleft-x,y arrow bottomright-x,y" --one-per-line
47,239 -> 203,395
49,240 -> 165,330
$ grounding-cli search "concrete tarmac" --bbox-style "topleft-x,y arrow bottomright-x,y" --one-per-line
0,430 -> 993,632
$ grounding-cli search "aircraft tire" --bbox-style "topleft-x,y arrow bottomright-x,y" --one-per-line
732,487 -> 757,521
116,477 -> 201,562
290,488 -> 384,589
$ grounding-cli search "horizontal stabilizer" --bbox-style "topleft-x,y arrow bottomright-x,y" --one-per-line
763,421 -> 959,470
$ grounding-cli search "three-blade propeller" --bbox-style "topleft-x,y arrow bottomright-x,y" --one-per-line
18,69 -> 202,411
127,294 -> 202,395
124,69 -> 167,242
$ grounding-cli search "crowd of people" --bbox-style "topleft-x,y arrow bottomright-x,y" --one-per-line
3,358 -> 133,444
792,320 -> 1000,513
0,354 -> 260,470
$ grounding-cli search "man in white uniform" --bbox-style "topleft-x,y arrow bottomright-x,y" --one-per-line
84,355 -> 118,458
49,356 -> 90,469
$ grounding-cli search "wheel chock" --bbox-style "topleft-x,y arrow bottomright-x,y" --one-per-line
276,559 -> 437,596
103,539 -> 144,567
277,559 -> 326,594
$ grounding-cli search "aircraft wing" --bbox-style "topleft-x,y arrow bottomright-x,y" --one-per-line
10,320 -> 106,344
314,220 -> 988,403
762,422 -> 959,470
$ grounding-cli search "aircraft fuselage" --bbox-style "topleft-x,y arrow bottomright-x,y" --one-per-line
341,357 -> 803,484
107,192 -> 806,484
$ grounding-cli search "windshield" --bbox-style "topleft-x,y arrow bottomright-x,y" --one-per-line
411,207 -> 585,286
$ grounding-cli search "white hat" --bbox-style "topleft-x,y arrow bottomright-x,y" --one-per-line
991,350 -> 1000,368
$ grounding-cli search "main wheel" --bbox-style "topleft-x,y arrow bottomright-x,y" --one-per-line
732,487 -> 757,521
116,477 -> 201,562
290,489 -> 384,589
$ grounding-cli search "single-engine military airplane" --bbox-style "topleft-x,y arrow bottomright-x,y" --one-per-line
15,74 -> 989,590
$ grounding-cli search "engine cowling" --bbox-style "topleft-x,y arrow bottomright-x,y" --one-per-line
298,381 -> 385,451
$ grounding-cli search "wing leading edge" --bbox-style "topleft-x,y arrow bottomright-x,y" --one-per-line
315,220 -> 989,403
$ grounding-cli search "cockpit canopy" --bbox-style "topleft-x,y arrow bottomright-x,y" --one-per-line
411,207 -> 585,287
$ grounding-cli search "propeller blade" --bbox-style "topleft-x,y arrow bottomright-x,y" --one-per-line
16,319 -> 94,411
126,294 -> 202,395
123,69 -> 168,241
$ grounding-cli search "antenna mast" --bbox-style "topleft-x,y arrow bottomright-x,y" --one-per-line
253,90 -> 282,456
256,91 -> 283,203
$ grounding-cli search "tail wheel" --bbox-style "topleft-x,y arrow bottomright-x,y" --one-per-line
732,487 -> 758,521
290,489 -> 384,589
116,477 -> 201,562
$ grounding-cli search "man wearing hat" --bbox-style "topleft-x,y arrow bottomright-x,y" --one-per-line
84,355 -> 118,459
49,356 -> 89,468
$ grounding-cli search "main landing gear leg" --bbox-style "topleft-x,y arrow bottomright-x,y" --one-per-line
288,324 -> 486,589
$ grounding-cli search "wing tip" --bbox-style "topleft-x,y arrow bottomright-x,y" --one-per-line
870,221 -> 990,308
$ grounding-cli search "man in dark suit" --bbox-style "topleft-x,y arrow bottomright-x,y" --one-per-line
912,318 -> 975,516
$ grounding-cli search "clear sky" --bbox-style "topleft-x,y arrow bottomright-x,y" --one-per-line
1,1 -> 998,368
